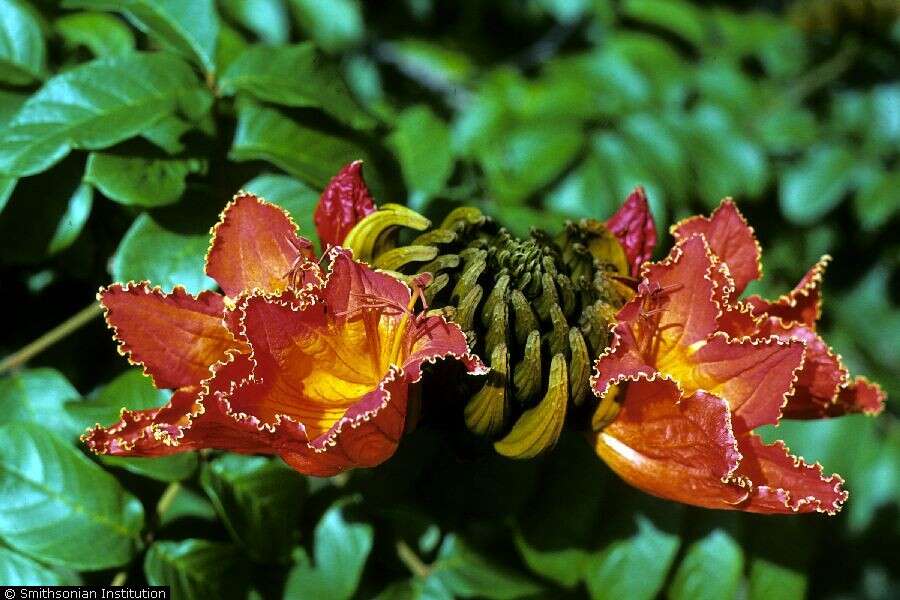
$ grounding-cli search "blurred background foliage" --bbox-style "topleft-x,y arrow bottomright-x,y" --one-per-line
0,0 -> 897,598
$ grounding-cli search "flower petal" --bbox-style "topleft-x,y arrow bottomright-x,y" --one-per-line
831,377 -> 886,416
593,235 -> 720,396
755,318 -> 847,419
314,160 -> 376,249
733,433 -> 846,514
99,283 -> 246,389
593,376 -> 748,510
605,186 -> 657,277
671,199 -> 762,296
205,192 -> 315,296
670,333 -> 805,433
746,256 -> 829,328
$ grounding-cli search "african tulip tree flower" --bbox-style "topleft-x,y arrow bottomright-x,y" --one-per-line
84,189 -> 484,476
590,201 -> 884,514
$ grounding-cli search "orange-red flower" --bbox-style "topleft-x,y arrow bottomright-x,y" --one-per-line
314,160 -> 376,249
85,187 -> 484,476
605,186 -> 657,277
590,201 -> 884,514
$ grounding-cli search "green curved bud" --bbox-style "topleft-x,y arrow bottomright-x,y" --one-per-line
545,304 -> 569,358
481,274 -> 509,328
455,285 -> 483,332
441,206 -> 485,230
343,203 -> 431,261
424,272 -> 450,304
411,228 -> 457,246
535,272 -> 559,321
418,253 -> 461,275
510,290 -> 538,346
568,327 -> 590,406
494,353 -> 568,459
465,343 -> 508,436
451,250 -> 486,302
513,330 -> 541,403
373,245 -> 438,271
485,299 -> 508,358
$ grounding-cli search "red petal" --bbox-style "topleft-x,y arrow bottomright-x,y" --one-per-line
206,193 -> 315,296
593,235 -> 720,396
830,377 -> 886,416
99,283 -> 246,389
605,186 -> 657,277
733,433 -> 846,514
746,256 -> 829,328
755,318 -> 847,419
684,333 -> 805,433
671,200 -> 762,296
314,161 -> 376,249
593,377 -> 748,510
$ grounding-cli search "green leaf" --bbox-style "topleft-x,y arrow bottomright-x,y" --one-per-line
144,539 -> 247,600
230,99 -> 377,190
668,529 -> 744,600
421,535 -> 543,600
201,454 -> 306,563
749,558 -> 806,600
0,368 -> 82,439
103,454 -> 198,483
85,152 -> 205,207
0,423 -> 144,570
0,0 -> 46,85
854,168 -> 899,231
584,514 -> 680,600
220,43 -> 376,129
158,486 -> 217,526
66,369 -> 168,431
222,0 -> 289,44
389,105 -> 453,197
0,546 -> 80,585
55,12 -> 136,57
0,52 -> 211,177
780,144 -> 856,225
381,39 -> 475,87
241,173 -> 319,246
283,499 -> 373,600
48,182 -> 92,254
64,0 -> 220,73
287,0 -> 363,54
0,175 -> 15,214
111,213 -> 215,293
621,0 -> 706,46
477,124 -> 583,205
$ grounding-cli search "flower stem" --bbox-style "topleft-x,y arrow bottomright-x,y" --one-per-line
156,482 -> 181,518
110,571 -> 128,586
0,301 -> 103,376
395,540 -> 431,578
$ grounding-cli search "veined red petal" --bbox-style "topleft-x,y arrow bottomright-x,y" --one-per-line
605,186 -> 657,277
314,161 -> 376,249
755,318 -> 847,418
593,377 -> 748,510
831,377 -> 886,416
746,256 -> 830,328
99,283 -> 246,389
733,433 -> 846,515
206,192 -> 315,296
671,199 -> 762,296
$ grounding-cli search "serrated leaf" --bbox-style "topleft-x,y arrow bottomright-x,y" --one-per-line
48,182 -> 92,254
0,52 -> 211,177
220,43 -> 375,130
55,12 -> 136,57
0,423 -> 144,570
241,173 -> 319,246
283,499 -> 373,600
230,99 -> 377,190
64,0 -> 220,73
389,105 -> 453,198
584,514 -> 680,600
0,546 -> 80,586
780,144 -> 856,225
0,368 -> 82,439
111,213 -> 215,294
0,0 -> 46,85
668,529 -> 744,600
287,0 -> 363,54
85,152 -> 205,207
144,539 -> 247,600
422,535 -> 543,600
200,454 -> 306,563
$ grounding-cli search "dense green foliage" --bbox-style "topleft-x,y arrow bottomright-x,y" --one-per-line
0,0 -> 897,598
